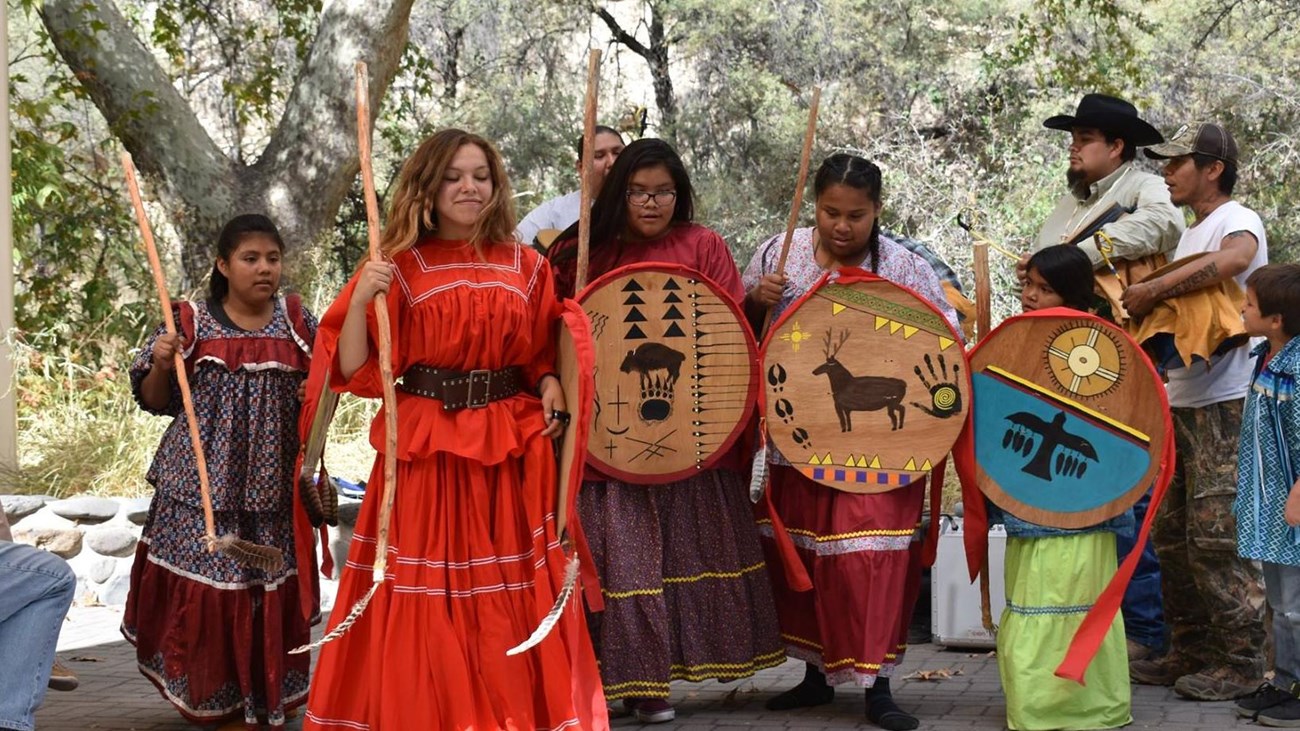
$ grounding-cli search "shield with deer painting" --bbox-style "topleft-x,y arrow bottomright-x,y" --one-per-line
962,308 -> 1171,529
760,269 -> 970,493
578,263 -> 758,484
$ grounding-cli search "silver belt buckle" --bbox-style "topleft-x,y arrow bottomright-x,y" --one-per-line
467,369 -> 491,408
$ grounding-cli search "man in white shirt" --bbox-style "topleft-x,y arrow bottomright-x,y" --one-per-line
1124,122 -> 1269,702
516,125 -> 626,249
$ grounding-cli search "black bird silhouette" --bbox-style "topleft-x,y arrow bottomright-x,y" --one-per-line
1002,411 -> 1097,480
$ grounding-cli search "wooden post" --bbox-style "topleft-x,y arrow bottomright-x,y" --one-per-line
0,0 -> 16,474
973,241 -> 991,342
575,49 -> 601,294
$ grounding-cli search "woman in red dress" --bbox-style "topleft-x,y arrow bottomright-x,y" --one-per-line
302,129 -> 608,731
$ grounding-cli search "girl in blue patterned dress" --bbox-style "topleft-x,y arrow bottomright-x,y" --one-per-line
125,214 -> 317,730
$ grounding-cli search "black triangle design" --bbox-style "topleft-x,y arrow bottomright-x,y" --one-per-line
662,278 -> 681,290
624,307 -> 647,323
622,279 -> 644,292
663,305 -> 685,320
663,292 -> 683,303
664,322 -> 686,338
626,324 -> 647,339
623,293 -> 645,305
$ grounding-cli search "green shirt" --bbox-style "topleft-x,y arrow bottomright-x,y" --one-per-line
1034,162 -> 1185,268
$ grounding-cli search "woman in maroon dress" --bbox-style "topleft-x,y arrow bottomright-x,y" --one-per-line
548,138 -> 783,724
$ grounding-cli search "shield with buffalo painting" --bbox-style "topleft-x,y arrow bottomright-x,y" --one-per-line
578,263 -> 758,484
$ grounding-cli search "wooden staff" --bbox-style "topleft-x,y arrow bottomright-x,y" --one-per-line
122,153 -> 283,573
574,49 -> 601,294
290,61 -> 398,654
760,86 -> 821,338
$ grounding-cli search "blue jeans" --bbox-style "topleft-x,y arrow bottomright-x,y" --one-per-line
1264,562 -> 1300,689
0,542 -> 75,731
1116,488 -> 1166,649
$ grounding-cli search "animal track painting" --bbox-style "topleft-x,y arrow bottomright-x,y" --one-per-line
760,275 -> 970,494
580,265 -> 758,484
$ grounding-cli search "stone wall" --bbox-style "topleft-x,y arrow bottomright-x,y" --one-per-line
2,493 -> 354,609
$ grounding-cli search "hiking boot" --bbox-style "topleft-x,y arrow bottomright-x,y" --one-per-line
1260,697 -> 1300,727
1130,651 -> 1195,686
1238,683 -> 1295,719
1173,667 -> 1260,701
47,658 -> 78,691
1126,638 -> 1154,662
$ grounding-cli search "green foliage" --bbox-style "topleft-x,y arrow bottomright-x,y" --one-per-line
9,11 -> 153,364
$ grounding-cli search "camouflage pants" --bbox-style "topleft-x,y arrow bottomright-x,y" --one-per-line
1153,400 -> 1267,676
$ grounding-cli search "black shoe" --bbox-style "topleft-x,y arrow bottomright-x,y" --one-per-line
866,678 -> 919,731
1237,683 -> 1294,719
766,663 -> 835,711
1259,697 -> 1300,727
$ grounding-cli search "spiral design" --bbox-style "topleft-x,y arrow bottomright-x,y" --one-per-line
933,386 -> 958,411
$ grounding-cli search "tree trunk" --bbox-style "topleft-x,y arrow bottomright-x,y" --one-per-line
40,0 -> 416,287
595,2 -> 677,145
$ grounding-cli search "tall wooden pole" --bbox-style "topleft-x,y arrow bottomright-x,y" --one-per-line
575,49 -> 601,294
973,242 -> 991,342
0,0 -> 17,474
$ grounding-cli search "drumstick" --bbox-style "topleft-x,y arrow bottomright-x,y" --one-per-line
291,61 -> 398,653
122,153 -> 284,573
1093,231 -> 1122,279
574,49 -> 601,294
760,86 -> 821,338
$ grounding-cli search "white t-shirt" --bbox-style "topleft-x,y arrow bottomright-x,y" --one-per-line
515,190 -> 581,247
1164,200 -> 1268,409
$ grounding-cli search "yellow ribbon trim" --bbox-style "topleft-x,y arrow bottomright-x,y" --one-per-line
662,561 -> 766,584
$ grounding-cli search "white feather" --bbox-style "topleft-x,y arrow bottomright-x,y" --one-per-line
750,443 -> 769,503
507,555 -> 580,656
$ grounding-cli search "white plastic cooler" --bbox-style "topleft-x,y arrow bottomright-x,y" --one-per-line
930,515 -> 1007,649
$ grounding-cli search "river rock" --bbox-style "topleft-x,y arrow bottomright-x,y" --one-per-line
85,527 -> 139,557
13,527 -> 83,558
48,496 -> 120,524
0,495 -> 46,522
122,498 -> 152,526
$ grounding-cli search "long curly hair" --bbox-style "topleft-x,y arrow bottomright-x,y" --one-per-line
379,129 -> 516,257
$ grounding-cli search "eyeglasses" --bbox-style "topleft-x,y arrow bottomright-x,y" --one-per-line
626,190 -> 677,207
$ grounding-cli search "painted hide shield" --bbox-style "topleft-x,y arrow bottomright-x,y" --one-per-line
968,308 -> 1170,529
762,269 -> 970,493
555,300 -> 596,535
579,263 -> 758,484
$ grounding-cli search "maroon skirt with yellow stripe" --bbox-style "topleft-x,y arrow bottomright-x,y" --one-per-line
759,465 -> 925,686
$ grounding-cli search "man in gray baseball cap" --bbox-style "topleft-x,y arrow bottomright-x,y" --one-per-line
1124,121 -> 1269,705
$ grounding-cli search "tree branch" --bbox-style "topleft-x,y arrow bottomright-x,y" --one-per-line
594,4 -> 650,59
40,0 -> 236,279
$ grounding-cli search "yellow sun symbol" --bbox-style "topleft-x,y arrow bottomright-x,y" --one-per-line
1045,323 -> 1124,397
781,321 -> 812,352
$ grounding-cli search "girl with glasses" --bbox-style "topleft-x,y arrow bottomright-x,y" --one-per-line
548,138 -> 783,724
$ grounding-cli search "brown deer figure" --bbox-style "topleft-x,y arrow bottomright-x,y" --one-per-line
812,328 -> 907,432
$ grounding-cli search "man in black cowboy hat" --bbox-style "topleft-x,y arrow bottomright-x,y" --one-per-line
1023,93 -> 1182,669
1027,93 -> 1183,265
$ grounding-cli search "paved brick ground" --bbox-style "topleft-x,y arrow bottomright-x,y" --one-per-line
34,604 -> 1256,730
